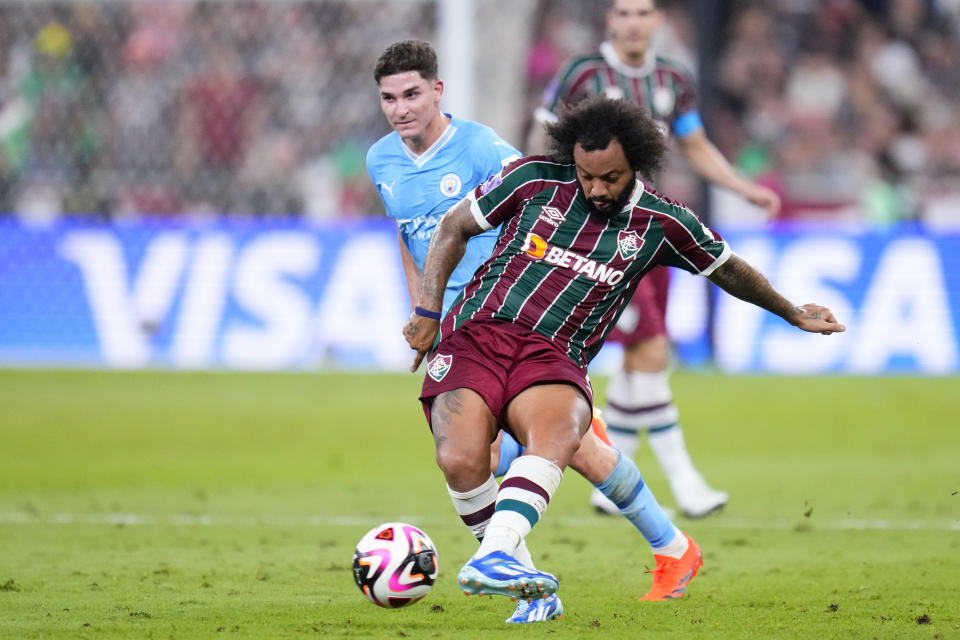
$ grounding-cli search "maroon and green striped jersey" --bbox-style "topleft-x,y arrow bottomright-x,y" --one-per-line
438,156 -> 730,366
536,42 -> 701,140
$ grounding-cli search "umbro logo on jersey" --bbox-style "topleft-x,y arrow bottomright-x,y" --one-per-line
522,233 -> 625,285
617,230 -> 644,260
538,206 -> 566,228
427,353 -> 453,382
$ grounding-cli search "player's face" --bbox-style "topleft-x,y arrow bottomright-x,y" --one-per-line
378,71 -> 443,146
574,140 -> 635,216
607,0 -> 663,62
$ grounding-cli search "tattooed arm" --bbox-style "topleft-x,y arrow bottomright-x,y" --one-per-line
707,254 -> 846,335
403,198 -> 485,371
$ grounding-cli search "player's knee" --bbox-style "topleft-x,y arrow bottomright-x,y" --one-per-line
557,426 -> 586,460
434,441 -> 489,488
569,433 -> 617,484
526,421 -> 583,468
623,336 -> 670,372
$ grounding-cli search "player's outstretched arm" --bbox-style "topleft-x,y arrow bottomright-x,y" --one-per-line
403,198 -> 485,371
679,130 -> 781,218
707,254 -> 846,335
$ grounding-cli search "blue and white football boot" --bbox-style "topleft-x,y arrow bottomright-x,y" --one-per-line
506,594 -> 564,623
457,551 -> 559,599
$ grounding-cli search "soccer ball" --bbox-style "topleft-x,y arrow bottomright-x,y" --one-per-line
352,522 -> 439,608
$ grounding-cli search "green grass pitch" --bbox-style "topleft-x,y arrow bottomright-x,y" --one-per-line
0,369 -> 957,639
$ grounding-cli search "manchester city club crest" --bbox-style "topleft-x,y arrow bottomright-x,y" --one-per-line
428,353 -> 453,382
440,173 -> 462,197
617,230 -> 643,260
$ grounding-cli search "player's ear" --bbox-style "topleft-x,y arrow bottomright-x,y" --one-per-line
433,79 -> 444,101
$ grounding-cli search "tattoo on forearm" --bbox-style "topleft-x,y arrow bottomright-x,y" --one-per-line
419,203 -> 474,307
708,255 -> 797,321
420,224 -> 466,306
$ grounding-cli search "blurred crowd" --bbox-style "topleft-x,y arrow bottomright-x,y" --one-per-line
1,1 -> 958,226
525,0 -> 960,226
0,1 -> 432,223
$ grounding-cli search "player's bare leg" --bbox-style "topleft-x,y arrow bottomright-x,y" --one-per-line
431,388 -> 499,493
433,388 -> 505,545
459,384 -> 590,600
486,431 -> 565,622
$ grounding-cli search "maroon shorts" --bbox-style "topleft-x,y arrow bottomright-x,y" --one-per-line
419,318 -> 593,434
607,265 -> 670,344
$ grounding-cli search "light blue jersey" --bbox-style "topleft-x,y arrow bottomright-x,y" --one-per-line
367,115 -> 521,313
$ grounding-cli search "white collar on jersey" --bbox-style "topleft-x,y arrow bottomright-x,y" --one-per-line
621,178 -> 645,213
400,114 -> 457,167
600,41 -> 656,79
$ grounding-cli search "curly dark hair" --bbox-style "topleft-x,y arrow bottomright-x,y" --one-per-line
545,96 -> 667,179
374,40 -> 439,83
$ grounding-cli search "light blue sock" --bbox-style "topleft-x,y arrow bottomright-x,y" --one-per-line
494,432 -> 525,478
594,451 -> 676,548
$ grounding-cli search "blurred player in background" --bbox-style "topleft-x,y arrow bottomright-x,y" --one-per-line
367,40 -> 704,623
529,0 -> 782,518
404,95 -> 844,607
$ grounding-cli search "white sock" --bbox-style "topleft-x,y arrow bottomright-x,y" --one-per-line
651,525 -> 688,559
647,425 -> 703,489
475,455 -> 563,559
603,370 -> 680,458
513,538 -> 535,568
447,474 -> 498,541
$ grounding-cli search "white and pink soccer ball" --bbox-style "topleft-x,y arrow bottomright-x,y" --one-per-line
352,522 -> 439,608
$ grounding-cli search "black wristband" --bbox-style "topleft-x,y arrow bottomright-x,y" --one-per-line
414,306 -> 442,320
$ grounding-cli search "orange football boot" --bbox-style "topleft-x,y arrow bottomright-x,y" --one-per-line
639,533 -> 703,601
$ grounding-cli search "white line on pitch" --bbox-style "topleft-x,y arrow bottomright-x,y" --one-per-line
0,512 -> 958,532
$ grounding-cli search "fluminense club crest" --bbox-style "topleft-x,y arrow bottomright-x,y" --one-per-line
428,353 -> 453,382
617,230 -> 643,260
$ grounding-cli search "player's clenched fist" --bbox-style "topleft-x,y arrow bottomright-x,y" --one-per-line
403,313 -> 439,372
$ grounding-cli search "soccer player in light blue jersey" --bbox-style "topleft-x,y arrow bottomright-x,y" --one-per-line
367,41 -> 703,623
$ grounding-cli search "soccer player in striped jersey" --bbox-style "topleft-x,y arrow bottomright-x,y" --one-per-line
404,95 -> 843,606
369,41 -> 706,620
529,0 -> 782,519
